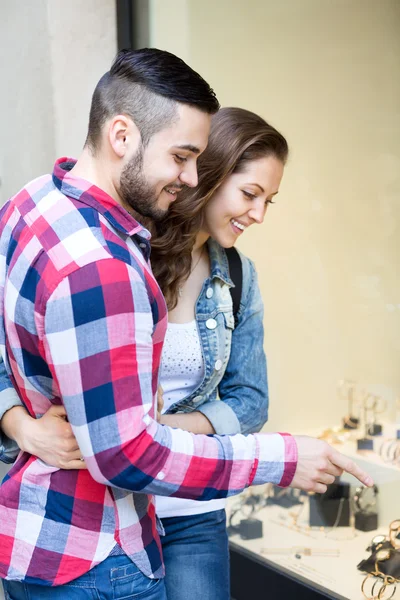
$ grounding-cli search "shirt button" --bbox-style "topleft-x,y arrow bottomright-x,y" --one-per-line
139,243 -> 146,249
157,471 -> 165,480
206,288 -> 214,299
214,359 -> 223,371
193,396 -> 202,404
206,318 -> 217,330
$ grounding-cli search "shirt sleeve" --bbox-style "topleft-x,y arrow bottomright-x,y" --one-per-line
42,258 -> 297,497
199,259 -> 269,436
0,357 -> 23,464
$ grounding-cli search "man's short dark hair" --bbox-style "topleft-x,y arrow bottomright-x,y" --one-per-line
86,48 -> 220,152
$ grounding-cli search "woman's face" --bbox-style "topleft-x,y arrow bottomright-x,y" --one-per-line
202,155 -> 284,248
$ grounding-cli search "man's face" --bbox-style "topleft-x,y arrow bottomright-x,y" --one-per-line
119,104 -> 211,221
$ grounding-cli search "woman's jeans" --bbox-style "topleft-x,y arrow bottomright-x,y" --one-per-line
2,553 -> 167,600
161,509 -> 230,600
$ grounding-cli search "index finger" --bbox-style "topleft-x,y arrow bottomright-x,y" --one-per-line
329,450 -> 374,487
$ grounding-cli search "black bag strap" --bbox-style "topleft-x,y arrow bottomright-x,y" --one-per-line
225,247 -> 243,328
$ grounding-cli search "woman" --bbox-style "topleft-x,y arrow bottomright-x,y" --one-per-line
0,107 -> 286,599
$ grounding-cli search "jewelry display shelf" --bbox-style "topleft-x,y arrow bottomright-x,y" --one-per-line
227,500 -> 396,599
317,421 -> 400,526
227,424 -> 400,599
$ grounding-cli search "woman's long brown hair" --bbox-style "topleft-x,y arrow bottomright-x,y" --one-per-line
145,107 -> 289,309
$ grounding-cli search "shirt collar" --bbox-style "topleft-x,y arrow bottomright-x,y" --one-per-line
207,238 -> 234,287
52,157 -> 150,240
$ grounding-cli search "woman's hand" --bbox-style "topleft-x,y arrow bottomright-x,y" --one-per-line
2,405 -> 87,470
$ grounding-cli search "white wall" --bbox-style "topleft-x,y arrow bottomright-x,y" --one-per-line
0,0 -> 117,201
0,2 -> 116,596
150,0 -> 400,432
0,0 -> 55,203
46,0 -> 118,158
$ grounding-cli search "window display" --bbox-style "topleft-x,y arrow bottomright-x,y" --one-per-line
227,382 -> 400,599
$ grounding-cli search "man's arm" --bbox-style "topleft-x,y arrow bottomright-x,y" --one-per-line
0,350 -> 87,469
43,257 -> 295,498
0,358 -> 23,463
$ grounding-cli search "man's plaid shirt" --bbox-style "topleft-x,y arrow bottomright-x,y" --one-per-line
0,159 -> 297,586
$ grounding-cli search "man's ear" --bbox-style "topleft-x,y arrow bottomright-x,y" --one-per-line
107,114 -> 141,158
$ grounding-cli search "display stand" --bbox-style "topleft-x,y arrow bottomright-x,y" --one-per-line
229,540 -> 345,600
227,421 -> 400,600
228,498 -> 379,599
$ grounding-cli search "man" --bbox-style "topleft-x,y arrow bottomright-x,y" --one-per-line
0,48 -> 372,598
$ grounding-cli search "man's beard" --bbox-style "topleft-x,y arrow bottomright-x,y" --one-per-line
119,148 -> 167,222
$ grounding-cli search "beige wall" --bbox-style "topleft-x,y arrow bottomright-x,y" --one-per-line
151,0 -> 400,432
1,0 -> 399,434
0,0 -> 117,201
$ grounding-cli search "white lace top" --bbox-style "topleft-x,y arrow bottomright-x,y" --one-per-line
156,320 -> 226,518
160,320 -> 204,412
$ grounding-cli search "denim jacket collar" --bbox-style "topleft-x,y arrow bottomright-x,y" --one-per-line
207,238 -> 234,288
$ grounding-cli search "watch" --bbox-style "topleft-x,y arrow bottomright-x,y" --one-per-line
354,485 -> 379,513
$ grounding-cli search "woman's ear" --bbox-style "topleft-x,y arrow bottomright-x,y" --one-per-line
108,114 -> 141,158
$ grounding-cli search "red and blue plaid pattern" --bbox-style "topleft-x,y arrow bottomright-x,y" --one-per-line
0,159 -> 297,586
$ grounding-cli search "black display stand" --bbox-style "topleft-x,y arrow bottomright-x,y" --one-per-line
229,542 -> 347,600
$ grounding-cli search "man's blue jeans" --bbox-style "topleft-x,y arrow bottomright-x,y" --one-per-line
161,509 -> 230,600
2,553 -> 167,599
3,510 -> 229,599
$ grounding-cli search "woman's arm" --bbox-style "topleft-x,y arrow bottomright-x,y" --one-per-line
159,411 -> 215,433
197,258 -> 269,436
157,384 -> 215,432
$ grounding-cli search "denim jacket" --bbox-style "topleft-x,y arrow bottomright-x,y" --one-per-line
0,238 -> 269,463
